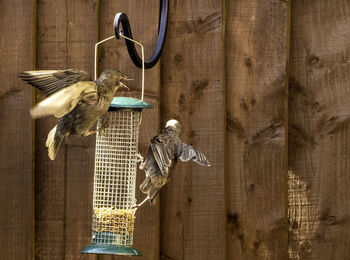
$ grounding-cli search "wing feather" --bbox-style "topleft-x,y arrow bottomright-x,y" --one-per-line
19,69 -> 90,96
151,139 -> 172,177
30,82 -> 97,119
179,143 -> 211,167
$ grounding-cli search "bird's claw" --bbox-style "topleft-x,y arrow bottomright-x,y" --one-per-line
98,128 -> 105,136
96,125 -> 107,137
136,152 -> 146,170
136,152 -> 144,164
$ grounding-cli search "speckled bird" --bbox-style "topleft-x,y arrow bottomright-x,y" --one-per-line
136,119 -> 211,208
19,69 -> 129,160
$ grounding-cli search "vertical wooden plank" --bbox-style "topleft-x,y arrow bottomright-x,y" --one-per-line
35,1 -> 97,259
64,1 -> 98,259
0,1 -> 35,259
160,0 -> 225,259
35,0 -> 70,258
289,1 -> 350,259
226,0 -> 289,259
98,1 -> 160,259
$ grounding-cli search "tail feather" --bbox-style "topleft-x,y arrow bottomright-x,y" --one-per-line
140,176 -> 151,194
46,125 -> 66,160
139,176 -> 159,204
149,189 -> 159,204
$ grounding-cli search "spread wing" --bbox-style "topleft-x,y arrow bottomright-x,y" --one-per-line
179,143 -> 211,167
30,82 -> 97,119
150,137 -> 172,177
18,69 -> 90,96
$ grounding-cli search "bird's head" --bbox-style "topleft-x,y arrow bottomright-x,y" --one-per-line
165,119 -> 183,135
97,69 -> 132,89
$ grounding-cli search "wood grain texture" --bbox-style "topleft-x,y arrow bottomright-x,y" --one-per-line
4,1 -> 350,259
289,1 -> 350,259
0,1 -> 35,259
160,1 -> 226,259
64,1 -> 98,259
35,1 -> 97,259
35,0 -> 70,258
98,1 -> 160,259
226,1 -> 289,259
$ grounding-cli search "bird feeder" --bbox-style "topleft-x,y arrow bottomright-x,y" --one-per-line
82,5 -> 167,255
81,97 -> 151,255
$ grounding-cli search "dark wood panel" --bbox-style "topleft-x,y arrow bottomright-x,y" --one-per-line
35,1 -> 97,259
64,1 -> 98,259
4,1 -> 350,259
35,0 -> 71,258
0,1 -> 35,259
289,1 -> 350,259
98,1 -> 160,259
160,0 -> 226,259
226,1 -> 289,259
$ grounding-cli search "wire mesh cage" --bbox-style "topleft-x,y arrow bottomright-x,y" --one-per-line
82,97 -> 151,256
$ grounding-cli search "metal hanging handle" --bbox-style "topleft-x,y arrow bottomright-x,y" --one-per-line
94,34 -> 145,100
113,0 -> 168,69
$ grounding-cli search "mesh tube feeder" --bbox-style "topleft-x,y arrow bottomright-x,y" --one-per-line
81,97 -> 151,255
81,8 -> 167,254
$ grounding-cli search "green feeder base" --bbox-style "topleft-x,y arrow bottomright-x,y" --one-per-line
81,244 -> 142,256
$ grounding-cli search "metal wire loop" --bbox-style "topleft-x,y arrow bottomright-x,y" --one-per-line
118,32 -> 145,101
94,33 -> 145,101
113,0 -> 168,69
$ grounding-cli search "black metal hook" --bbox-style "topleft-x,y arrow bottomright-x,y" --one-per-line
114,0 -> 168,69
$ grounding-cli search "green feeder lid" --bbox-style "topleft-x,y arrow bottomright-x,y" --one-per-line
81,244 -> 142,256
108,97 -> 152,110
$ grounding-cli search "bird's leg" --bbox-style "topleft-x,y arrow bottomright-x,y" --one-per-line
83,128 -> 104,136
132,196 -> 149,209
100,113 -> 110,128
98,114 -> 109,136
83,114 -> 109,137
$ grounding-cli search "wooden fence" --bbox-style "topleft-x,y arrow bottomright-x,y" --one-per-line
1,0 -> 350,259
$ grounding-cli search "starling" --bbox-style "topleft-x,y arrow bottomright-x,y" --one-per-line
19,69 -> 129,160
136,119 -> 211,208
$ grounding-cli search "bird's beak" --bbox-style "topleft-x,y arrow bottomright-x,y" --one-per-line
121,76 -> 134,81
120,75 -> 133,90
120,82 -> 130,90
